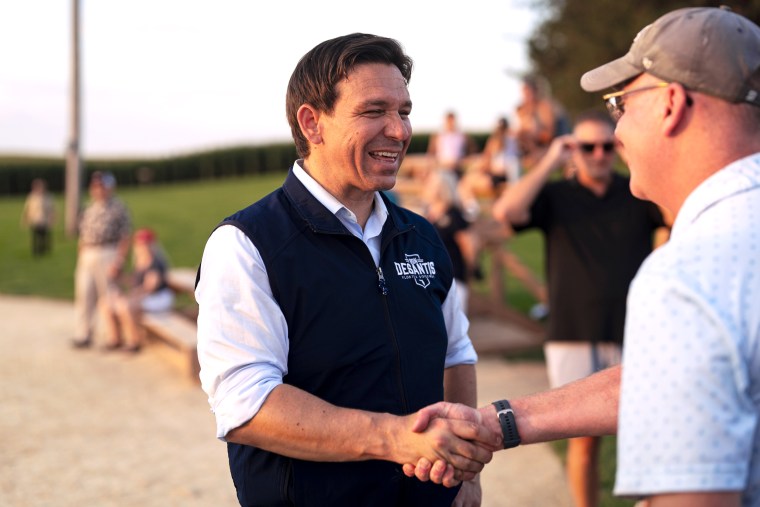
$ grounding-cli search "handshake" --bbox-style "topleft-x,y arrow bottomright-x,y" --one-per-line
397,365 -> 620,487
399,400 -> 518,488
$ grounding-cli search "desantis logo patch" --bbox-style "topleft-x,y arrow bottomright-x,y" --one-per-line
394,253 -> 436,289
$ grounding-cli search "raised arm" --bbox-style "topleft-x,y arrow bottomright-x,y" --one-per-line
491,134 -> 573,225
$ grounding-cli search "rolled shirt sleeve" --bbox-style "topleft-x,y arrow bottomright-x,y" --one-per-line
196,225 -> 289,440
442,279 -> 478,368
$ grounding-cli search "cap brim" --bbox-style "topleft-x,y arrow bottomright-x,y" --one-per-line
580,54 -> 642,92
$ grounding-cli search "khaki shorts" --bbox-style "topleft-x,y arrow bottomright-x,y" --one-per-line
543,341 -> 622,388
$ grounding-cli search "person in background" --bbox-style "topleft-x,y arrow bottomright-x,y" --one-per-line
455,116 -> 549,307
420,169 -> 474,312
101,228 -> 174,353
20,177 -> 56,256
491,109 -> 668,507
427,110 -> 478,181
409,6 -> 760,507
72,171 -> 131,349
515,74 -> 569,169
480,116 -> 522,189
458,116 -> 521,212
195,33 -> 498,507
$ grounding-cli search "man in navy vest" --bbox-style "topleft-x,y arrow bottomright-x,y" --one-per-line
195,33 -> 500,507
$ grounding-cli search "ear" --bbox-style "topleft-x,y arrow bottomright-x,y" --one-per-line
297,104 -> 323,145
661,83 -> 691,137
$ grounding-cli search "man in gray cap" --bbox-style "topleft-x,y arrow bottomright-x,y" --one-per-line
407,6 -> 760,506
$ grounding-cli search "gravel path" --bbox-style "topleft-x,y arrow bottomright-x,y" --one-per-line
0,294 -> 571,506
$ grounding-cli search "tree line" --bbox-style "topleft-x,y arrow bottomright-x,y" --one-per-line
526,0 -> 760,117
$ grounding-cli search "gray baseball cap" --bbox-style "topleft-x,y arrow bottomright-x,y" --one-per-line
580,6 -> 760,106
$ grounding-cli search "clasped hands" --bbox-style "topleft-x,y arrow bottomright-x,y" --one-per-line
402,402 -> 503,487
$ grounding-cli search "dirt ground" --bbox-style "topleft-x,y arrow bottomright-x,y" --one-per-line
0,294 -> 571,507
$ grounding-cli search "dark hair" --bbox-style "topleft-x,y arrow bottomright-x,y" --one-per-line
285,33 -> 413,158
573,109 -> 615,130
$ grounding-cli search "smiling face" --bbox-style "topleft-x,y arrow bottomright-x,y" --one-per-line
304,62 -> 412,204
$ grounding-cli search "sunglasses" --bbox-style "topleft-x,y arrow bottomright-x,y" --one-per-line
578,141 -> 615,154
602,82 -> 670,121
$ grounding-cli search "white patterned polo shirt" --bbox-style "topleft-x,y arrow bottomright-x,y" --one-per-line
616,153 -> 760,505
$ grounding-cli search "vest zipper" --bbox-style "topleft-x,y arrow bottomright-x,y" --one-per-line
376,265 -> 409,413
376,266 -> 389,295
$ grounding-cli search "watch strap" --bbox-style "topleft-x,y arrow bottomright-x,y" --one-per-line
492,399 -> 521,449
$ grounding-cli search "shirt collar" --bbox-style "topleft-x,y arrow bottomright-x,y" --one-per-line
292,160 -> 389,231
672,152 -> 760,237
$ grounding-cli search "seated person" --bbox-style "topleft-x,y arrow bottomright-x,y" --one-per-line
101,228 -> 174,352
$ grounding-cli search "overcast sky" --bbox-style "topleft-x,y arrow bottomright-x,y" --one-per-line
0,0 -> 542,158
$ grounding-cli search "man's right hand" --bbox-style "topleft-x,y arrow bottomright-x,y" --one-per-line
401,402 -> 502,486
390,408 -> 497,487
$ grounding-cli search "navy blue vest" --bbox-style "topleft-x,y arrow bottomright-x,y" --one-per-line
204,170 -> 461,506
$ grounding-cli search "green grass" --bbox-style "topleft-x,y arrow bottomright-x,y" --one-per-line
1,173 -> 630,505
2,173 -> 546,303
0,173 -> 287,299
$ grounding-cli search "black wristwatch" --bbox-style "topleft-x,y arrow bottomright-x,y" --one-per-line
492,399 -> 521,449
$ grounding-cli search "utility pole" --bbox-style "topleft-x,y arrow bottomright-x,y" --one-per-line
65,0 -> 81,238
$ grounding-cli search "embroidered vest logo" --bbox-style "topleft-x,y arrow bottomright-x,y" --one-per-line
394,253 -> 436,289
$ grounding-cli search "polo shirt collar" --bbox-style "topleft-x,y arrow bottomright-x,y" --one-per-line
672,153 -> 760,238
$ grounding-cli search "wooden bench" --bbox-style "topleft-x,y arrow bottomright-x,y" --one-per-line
141,310 -> 200,382
134,267 -> 202,382
166,267 -> 198,297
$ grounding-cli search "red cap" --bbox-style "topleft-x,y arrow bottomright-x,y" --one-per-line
134,228 -> 156,244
